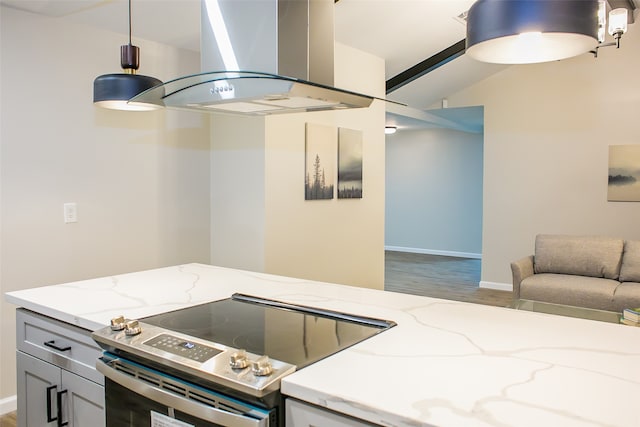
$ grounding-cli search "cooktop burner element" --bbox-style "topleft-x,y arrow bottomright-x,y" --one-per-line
91,294 -> 395,397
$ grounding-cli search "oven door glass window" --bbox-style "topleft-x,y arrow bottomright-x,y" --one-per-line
101,357 -> 273,427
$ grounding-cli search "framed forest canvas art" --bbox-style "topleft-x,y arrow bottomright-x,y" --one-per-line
305,123 -> 336,200
338,127 -> 363,199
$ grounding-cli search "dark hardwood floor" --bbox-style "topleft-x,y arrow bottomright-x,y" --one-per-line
0,252 -> 511,425
385,251 -> 513,307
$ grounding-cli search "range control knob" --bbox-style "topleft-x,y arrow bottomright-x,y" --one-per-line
110,316 -> 126,331
251,355 -> 273,377
124,320 -> 142,336
229,350 -> 249,369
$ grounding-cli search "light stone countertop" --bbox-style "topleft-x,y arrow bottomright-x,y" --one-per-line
6,263 -> 640,427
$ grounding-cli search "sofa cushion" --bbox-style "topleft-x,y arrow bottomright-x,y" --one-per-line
612,282 -> 640,312
534,234 -> 624,280
520,273 -> 619,311
619,240 -> 640,282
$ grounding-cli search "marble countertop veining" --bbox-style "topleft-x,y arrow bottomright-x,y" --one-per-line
5,263 -> 640,427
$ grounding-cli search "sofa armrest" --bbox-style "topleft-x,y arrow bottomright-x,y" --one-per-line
511,255 -> 535,299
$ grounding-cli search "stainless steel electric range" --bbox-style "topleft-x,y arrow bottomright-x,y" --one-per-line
91,293 -> 395,427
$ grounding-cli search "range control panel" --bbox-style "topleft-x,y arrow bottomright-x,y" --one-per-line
91,316 -> 297,397
144,334 -> 222,362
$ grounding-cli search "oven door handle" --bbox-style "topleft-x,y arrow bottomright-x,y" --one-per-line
96,358 -> 270,427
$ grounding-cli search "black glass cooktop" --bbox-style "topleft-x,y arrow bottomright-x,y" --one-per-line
141,294 -> 395,369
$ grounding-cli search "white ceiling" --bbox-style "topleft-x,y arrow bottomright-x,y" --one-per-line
0,1 -> 477,75
336,0 -> 472,78
333,0 -> 503,132
5,0 -> 635,131
0,0 -> 496,102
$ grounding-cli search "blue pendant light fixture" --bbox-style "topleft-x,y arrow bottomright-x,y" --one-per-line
466,0 -> 600,64
93,0 -> 162,111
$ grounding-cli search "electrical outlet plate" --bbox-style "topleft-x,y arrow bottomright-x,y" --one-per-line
64,203 -> 77,223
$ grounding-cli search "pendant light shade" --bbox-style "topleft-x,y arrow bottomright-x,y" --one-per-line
93,0 -> 162,111
466,0 -> 600,64
94,73 -> 162,111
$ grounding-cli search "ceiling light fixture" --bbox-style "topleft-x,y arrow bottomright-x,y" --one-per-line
608,7 -> 629,43
592,4 -> 629,56
465,0 -> 600,64
93,0 -> 162,111
385,126 -> 397,135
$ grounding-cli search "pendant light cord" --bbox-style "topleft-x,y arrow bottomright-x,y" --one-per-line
128,0 -> 132,46
119,0 -> 138,71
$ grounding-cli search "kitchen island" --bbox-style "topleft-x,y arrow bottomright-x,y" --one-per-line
6,263 -> 640,427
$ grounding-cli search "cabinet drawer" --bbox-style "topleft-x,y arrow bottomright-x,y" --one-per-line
17,309 -> 103,385
286,399 -> 377,427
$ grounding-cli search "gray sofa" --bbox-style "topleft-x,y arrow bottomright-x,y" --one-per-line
511,234 -> 640,312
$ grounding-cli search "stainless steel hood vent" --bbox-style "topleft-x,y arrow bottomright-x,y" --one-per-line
131,0 -> 375,115
131,70 -> 374,115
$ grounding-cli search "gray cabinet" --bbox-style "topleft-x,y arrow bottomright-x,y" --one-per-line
286,398 -> 377,427
61,369 -> 104,426
16,309 -> 104,427
16,351 -> 60,426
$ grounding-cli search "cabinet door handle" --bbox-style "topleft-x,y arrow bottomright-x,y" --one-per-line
57,389 -> 68,427
44,340 -> 71,352
46,385 -> 58,423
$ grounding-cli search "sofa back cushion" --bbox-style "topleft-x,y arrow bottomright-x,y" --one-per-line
534,234 -> 624,279
620,240 -> 640,282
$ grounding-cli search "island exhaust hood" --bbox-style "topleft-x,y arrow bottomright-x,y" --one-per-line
130,0 -> 375,115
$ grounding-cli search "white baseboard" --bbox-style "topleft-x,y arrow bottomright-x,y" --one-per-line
385,245 -> 482,259
0,395 -> 16,416
480,281 -> 513,292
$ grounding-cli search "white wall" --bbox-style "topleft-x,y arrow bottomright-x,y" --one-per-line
0,7 -> 211,402
209,43 -> 386,289
447,25 -> 640,288
265,44 -> 386,288
385,127 -> 483,257
210,114 -> 266,271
